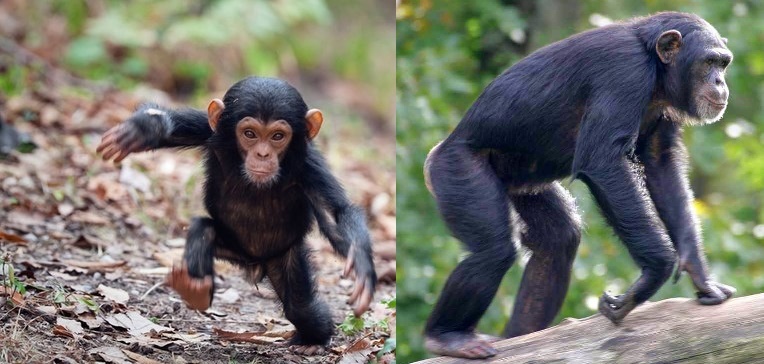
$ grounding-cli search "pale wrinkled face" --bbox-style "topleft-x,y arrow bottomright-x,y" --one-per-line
659,29 -> 733,125
689,43 -> 732,124
235,117 -> 293,187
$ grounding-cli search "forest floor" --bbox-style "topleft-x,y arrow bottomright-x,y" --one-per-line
0,83 -> 396,363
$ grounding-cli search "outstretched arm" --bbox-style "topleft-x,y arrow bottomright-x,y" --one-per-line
638,120 -> 734,303
303,146 -> 376,316
97,103 -> 211,162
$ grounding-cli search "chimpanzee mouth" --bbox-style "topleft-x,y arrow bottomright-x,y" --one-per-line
704,97 -> 727,108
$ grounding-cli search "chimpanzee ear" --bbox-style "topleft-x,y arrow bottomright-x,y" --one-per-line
656,30 -> 682,64
305,109 -> 323,140
207,99 -> 225,132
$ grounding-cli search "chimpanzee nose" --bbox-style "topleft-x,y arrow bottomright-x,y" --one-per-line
715,76 -> 724,86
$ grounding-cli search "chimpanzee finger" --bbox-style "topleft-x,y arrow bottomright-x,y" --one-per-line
165,263 -> 185,286
96,131 -> 117,154
353,280 -> 373,317
343,247 -> 355,278
114,148 -> 131,163
101,144 -> 122,161
715,282 -> 736,298
348,275 -> 363,304
114,139 -> 143,163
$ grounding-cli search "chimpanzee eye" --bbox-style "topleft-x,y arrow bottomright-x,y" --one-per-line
244,130 -> 256,139
272,132 -> 285,141
705,58 -> 714,66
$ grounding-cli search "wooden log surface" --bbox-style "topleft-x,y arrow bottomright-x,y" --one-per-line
416,293 -> 764,364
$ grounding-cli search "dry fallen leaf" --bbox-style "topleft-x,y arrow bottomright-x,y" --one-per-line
49,271 -> 79,281
97,284 -> 130,304
214,288 -> 240,304
213,327 -> 292,345
161,332 -> 210,343
339,349 -> 373,364
36,305 -> 58,316
0,230 -> 27,245
104,311 -> 172,336
78,312 -> 105,329
54,317 -> 84,339
122,349 -> 162,364
88,346 -> 131,364
63,259 -> 127,272
70,210 -> 111,225
0,286 -> 25,306
346,337 -> 372,352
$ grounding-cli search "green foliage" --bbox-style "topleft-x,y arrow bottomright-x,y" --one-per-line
0,259 -> 26,297
397,1 -> 764,362
377,337 -> 396,360
0,65 -> 30,96
382,295 -> 396,309
56,0 -> 331,86
338,315 -> 366,335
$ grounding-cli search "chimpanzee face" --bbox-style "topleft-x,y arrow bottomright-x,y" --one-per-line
659,29 -> 732,125
205,78 -> 324,188
684,32 -> 732,124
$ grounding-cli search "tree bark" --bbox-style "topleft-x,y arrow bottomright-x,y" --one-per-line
416,293 -> 764,363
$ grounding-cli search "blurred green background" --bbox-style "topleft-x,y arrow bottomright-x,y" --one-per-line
0,0 -> 395,149
397,1 -> 764,362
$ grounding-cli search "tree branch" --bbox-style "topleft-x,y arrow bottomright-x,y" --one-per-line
417,293 -> 764,363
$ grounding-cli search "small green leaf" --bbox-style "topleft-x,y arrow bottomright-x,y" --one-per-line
338,315 -> 365,335
377,337 -> 396,358
382,296 -> 396,309
79,296 -> 99,312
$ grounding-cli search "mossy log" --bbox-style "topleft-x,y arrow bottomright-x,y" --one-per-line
416,293 -> 764,364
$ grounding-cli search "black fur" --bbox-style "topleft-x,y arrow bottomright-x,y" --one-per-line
122,77 -> 375,346
425,12 -> 733,344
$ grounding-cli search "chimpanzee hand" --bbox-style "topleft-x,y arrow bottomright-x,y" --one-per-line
673,255 -> 735,305
165,263 -> 214,311
696,280 -> 735,305
343,246 -> 376,316
598,291 -> 637,324
97,106 -> 171,163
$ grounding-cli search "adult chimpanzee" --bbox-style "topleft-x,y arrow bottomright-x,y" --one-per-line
97,77 -> 376,355
423,12 -> 735,358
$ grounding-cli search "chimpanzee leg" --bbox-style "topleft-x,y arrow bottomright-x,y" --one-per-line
264,244 -> 333,355
423,139 -> 516,359
504,183 -> 581,337
167,216 -> 248,311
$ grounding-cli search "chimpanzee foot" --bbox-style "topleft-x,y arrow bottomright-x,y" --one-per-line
290,344 -> 325,355
476,332 -> 502,343
424,332 -> 498,359
598,292 -> 637,324
285,335 -> 327,356
165,263 -> 213,311
696,281 -> 735,305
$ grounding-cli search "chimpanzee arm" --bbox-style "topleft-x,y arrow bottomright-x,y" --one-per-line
97,104 -> 211,162
638,120 -> 734,303
572,94 -> 677,324
303,145 -> 376,316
